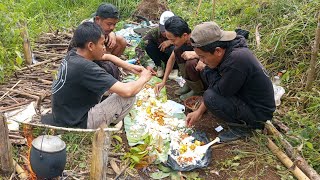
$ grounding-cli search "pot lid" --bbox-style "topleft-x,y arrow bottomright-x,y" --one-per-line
32,135 -> 66,153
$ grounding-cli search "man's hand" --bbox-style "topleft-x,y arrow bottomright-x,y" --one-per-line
196,61 -> 206,71
130,64 -> 145,74
154,82 -> 165,96
140,68 -> 153,82
181,51 -> 199,61
186,110 -> 202,127
146,66 -> 157,75
158,40 -> 172,52
107,32 -> 117,49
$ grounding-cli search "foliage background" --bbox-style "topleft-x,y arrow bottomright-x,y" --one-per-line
1,0 -> 319,174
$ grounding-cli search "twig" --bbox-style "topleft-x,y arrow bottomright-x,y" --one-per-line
114,163 -> 129,180
255,23 -> 262,48
41,43 -> 69,47
0,80 -> 22,101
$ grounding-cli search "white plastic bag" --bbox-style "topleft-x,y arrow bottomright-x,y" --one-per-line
273,84 -> 285,106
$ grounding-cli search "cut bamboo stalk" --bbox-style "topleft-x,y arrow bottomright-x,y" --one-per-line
267,138 -> 309,180
265,121 -> 320,180
90,124 -> 109,180
0,113 -> 14,174
20,22 -> 33,65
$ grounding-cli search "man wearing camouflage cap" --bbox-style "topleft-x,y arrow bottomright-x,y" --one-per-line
186,22 -> 276,142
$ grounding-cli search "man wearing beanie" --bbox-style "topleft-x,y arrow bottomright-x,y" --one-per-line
186,22 -> 275,142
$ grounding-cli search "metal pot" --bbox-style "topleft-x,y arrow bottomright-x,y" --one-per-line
30,135 -> 66,178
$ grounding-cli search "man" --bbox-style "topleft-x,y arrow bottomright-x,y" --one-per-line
136,11 -> 179,78
155,16 -> 205,100
68,3 -> 127,80
186,22 -> 275,142
52,22 -> 152,129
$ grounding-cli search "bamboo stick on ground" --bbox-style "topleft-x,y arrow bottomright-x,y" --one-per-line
267,138 -> 309,180
265,121 -> 320,180
0,80 -> 22,102
12,160 -> 28,180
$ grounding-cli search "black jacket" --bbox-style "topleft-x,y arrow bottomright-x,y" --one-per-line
204,36 -> 275,121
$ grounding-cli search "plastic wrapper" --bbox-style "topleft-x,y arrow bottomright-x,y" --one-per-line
166,131 -> 212,171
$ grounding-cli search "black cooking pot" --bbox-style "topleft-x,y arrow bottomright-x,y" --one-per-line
30,135 -> 67,178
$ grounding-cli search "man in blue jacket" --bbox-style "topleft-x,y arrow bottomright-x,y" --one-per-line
186,22 -> 275,142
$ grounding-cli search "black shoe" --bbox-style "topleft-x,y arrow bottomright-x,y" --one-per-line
218,127 -> 252,142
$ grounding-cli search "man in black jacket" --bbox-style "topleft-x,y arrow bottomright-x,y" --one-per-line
186,22 -> 275,142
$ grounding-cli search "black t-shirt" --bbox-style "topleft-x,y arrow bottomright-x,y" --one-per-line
204,36 -> 276,121
52,49 -> 118,128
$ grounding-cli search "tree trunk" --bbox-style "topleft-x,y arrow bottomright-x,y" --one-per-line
0,113 -> 14,174
306,11 -> 320,90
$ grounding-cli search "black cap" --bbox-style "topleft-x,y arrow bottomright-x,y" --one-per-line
96,3 -> 119,19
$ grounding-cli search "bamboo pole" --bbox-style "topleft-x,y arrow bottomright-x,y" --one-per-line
306,11 -> 320,90
0,113 -> 14,174
90,124 -> 109,180
265,121 -> 320,180
20,22 -> 33,65
9,119 -> 121,132
267,138 -> 310,180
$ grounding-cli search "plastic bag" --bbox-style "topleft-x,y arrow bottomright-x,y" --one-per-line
166,131 -> 212,171
273,84 -> 285,106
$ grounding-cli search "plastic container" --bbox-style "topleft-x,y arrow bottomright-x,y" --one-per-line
126,59 -> 137,64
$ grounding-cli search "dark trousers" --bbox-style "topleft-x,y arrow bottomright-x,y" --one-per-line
94,60 -> 120,80
145,41 -> 178,69
203,89 -> 265,129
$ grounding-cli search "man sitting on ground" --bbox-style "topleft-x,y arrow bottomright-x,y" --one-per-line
155,16 -> 205,101
136,11 -> 179,79
52,22 -> 152,129
186,22 -> 275,142
69,3 -> 127,80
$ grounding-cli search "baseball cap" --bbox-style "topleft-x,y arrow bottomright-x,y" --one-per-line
95,3 -> 119,19
159,11 -> 174,32
190,22 -> 236,47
